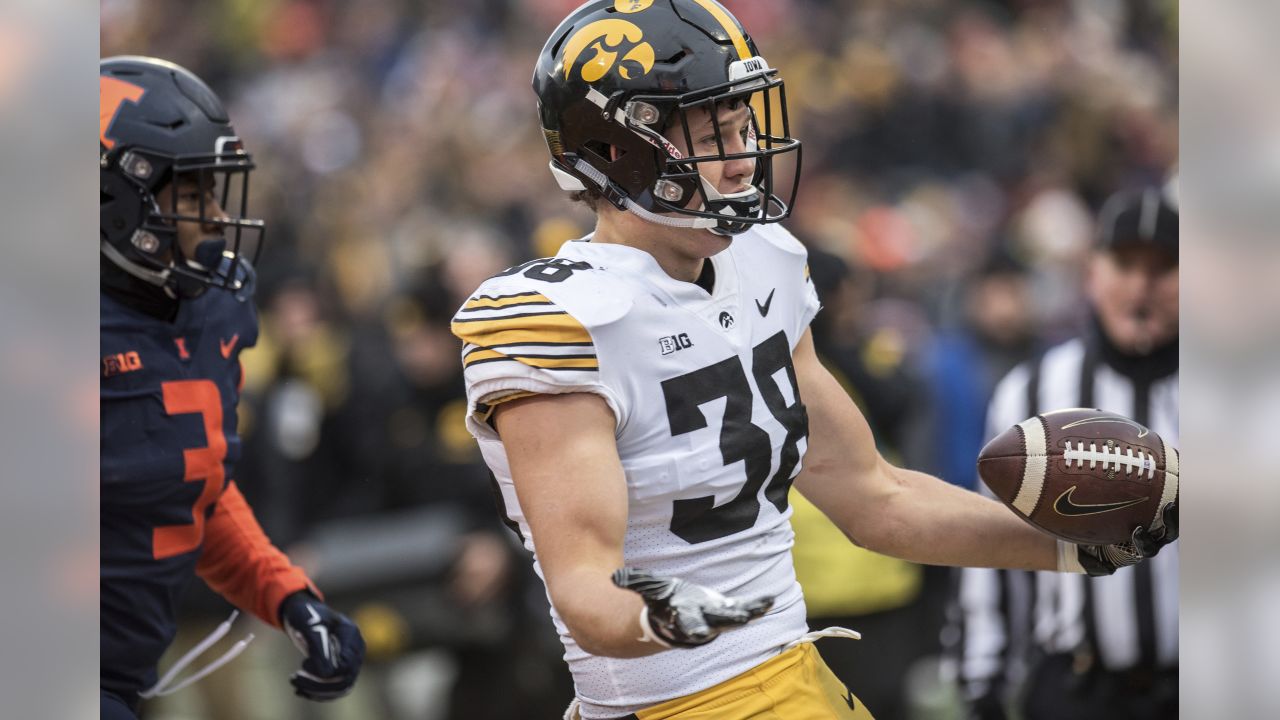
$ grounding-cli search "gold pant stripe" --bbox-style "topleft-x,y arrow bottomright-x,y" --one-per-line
630,642 -> 876,719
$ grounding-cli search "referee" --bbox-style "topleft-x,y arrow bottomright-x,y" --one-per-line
955,186 -> 1179,720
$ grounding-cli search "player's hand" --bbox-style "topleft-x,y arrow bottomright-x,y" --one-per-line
280,592 -> 366,701
1074,502 -> 1178,577
612,567 -> 773,648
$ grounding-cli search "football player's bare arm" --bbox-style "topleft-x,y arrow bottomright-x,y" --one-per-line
493,392 -> 659,658
790,329 -> 1060,572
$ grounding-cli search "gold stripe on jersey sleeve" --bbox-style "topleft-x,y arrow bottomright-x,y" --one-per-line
451,312 -> 593,350
475,390 -> 542,423
461,292 -> 553,311
489,390 -> 538,407
463,348 -> 598,371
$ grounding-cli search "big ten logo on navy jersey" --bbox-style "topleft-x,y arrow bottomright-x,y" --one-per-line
103,350 -> 144,377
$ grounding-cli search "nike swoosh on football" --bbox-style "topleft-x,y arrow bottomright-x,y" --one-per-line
1053,486 -> 1149,517
755,289 -> 776,317
219,333 -> 240,358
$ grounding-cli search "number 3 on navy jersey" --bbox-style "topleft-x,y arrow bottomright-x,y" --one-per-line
660,331 -> 808,543
154,379 -> 227,559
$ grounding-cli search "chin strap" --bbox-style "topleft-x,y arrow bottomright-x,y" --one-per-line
567,158 -> 720,230
553,158 -> 762,236
101,239 -> 172,290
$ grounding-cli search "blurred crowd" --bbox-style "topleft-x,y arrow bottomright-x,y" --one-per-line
101,0 -> 1176,718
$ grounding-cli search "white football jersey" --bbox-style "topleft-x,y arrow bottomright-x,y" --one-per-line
451,225 -> 821,718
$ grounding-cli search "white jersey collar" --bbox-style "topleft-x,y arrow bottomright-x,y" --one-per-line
558,235 -> 743,310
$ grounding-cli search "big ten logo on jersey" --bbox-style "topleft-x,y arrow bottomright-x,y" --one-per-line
103,351 -> 143,377
659,332 -> 693,355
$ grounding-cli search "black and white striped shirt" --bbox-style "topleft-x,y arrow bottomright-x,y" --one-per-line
955,331 -> 1178,703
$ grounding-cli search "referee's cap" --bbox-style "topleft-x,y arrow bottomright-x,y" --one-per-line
1096,184 -> 1178,263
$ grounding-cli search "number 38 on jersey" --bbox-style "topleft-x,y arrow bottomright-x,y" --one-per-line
661,331 -> 808,544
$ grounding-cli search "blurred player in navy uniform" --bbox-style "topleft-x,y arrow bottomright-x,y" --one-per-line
100,56 -> 364,719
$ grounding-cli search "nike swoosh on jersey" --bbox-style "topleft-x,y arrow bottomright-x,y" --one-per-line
755,289 -> 776,317
1052,486 -> 1149,517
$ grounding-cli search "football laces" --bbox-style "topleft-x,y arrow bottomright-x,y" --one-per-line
1063,441 -> 1155,479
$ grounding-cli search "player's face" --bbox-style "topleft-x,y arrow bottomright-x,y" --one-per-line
664,100 -> 756,204
1087,244 -> 1179,354
154,172 -> 229,268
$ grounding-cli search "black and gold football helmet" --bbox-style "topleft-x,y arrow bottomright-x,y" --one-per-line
534,0 -> 801,236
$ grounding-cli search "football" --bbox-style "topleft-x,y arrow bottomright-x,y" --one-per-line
977,408 -> 1179,545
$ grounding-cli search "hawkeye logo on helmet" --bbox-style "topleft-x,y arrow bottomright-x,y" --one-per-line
614,0 -> 653,12
563,19 -> 655,83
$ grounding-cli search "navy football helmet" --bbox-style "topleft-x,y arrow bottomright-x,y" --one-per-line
100,56 -> 262,298
534,0 -> 801,236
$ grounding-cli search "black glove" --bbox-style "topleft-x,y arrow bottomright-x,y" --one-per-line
280,592 -> 366,701
1076,502 -> 1178,577
612,567 -> 774,648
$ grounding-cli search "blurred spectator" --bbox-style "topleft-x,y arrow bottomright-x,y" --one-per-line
918,246 -> 1036,490
806,247 -> 920,453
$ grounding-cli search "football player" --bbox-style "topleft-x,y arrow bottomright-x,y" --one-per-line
100,56 -> 364,719
451,2 -> 1177,718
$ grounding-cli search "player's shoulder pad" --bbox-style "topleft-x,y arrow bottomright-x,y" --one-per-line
741,224 -> 815,292
200,274 -> 260,339
749,223 -> 809,258
451,258 -> 633,382
452,257 -> 632,333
